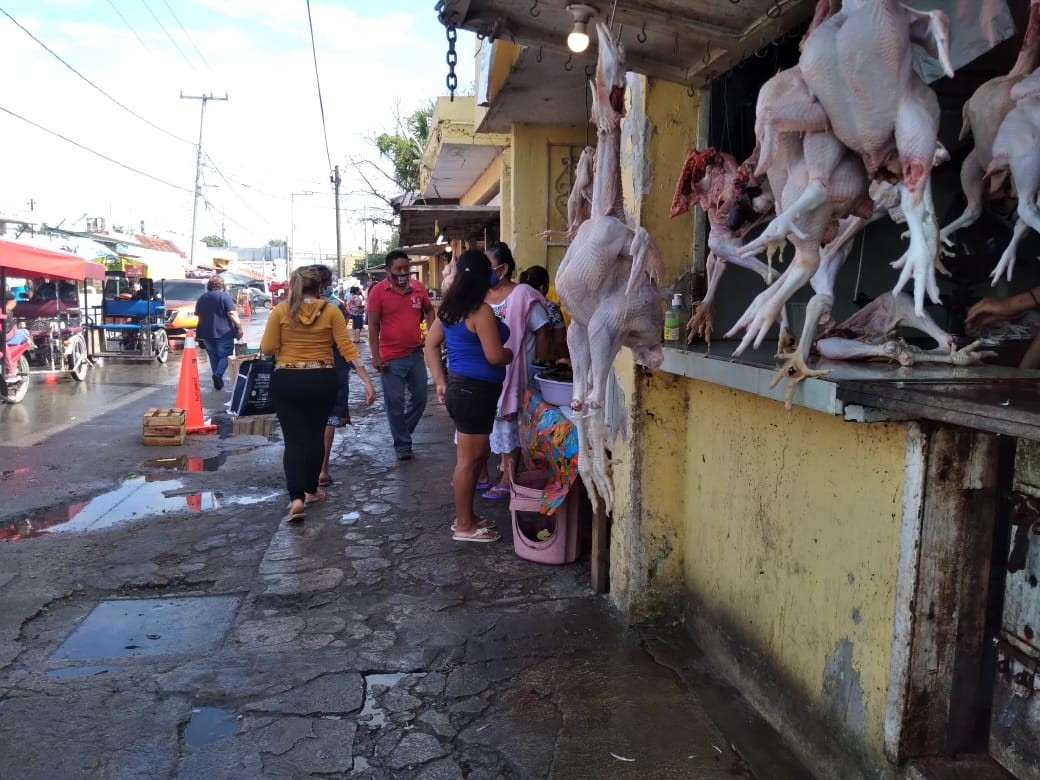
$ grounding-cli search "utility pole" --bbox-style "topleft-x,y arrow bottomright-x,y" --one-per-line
331,165 -> 343,279
181,91 -> 228,267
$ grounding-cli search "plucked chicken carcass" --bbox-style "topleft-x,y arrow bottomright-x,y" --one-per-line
941,0 -> 1040,247
798,0 -> 954,317
988,65 -> 1040,283
555,22 -> 665,516
725,62 -> 873,360
669,147 -> 778,344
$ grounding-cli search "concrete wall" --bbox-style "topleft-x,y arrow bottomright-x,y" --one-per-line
507,123 -> 591,271
682,383 -> 908,775
611,73 -> 911,776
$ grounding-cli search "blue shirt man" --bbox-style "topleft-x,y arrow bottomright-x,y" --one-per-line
195,275 -> 243,390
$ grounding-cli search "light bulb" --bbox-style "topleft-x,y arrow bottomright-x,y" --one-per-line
567,28 -> 590,53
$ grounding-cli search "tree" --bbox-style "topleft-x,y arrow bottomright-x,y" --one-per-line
267,239 -> 286,247
348,101 -> 434,228
202,235 -> 228,248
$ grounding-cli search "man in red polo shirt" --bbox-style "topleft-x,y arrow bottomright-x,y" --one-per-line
367,250 -> 436,460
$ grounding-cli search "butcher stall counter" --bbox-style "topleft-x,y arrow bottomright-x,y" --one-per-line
640,342 -> 1040,779
660,340 -> 1040,440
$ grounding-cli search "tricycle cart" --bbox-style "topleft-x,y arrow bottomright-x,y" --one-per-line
85,277 -> 170,364
1,239 -> 106,403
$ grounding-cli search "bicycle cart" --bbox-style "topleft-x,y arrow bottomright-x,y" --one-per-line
1,239 -> 106,403
85,277 -> 170,364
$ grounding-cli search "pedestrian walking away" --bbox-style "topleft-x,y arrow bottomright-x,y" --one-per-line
312,265 -> 356,488
260,266 -> 376,523
367,249 -> 436,460
424,249 -> 513,543
195,274 -> 243,390
347,286 -> 366,343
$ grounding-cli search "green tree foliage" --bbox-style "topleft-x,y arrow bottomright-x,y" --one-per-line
374,102 -> 432,193
267,239 -> 286,247
202,235 -> 228,248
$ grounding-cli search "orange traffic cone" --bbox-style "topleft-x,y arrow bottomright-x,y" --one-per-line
176,330 -> 217,435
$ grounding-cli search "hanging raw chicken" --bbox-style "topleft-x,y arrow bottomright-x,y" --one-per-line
555,22 -> 666,516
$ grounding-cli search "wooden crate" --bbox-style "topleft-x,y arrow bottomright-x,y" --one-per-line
143,407 -> 186,446
232,414 -> 278,437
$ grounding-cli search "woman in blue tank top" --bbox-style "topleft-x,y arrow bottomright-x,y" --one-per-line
425,250 -> 513,542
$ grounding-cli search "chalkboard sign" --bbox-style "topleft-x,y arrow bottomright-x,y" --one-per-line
230,357 -> 275,416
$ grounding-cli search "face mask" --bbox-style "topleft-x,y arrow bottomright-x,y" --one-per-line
489,268 -> 501,287
391,273 -> 409,285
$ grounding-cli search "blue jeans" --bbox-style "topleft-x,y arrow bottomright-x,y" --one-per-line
200,336 -> 235,381
380,349 -> 428,454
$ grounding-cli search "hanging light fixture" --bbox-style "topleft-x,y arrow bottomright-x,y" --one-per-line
566,4 -> 596,54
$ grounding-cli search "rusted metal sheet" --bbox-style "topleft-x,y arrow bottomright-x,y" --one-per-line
437,0 -> 817,88
990,485 -> 1040,779
899,425 -> 1002,758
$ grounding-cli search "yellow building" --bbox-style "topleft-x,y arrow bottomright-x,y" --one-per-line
431,3 -> 1040,778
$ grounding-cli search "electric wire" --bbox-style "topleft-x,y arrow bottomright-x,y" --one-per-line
104,0 -> 158,61
202,196 -> 263,236
204,154 -> 272,222
0,5 -> 195,147
0,103 -> 192,193
305,0 -> 334,171
157,0 -> 211,70
140,0 -> 198,72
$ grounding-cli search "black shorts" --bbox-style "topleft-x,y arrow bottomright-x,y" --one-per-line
445,372 -> 502,435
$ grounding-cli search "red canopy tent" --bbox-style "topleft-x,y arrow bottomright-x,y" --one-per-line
0,239 -> 106,281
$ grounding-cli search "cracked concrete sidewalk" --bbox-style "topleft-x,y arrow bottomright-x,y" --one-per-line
0,368 -> 811,779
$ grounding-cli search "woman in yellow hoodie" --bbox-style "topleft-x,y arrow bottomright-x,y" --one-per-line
261,265 -> 376,522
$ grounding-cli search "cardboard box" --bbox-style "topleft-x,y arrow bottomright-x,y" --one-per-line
232,414 -> 278,437
143,407 -> 186,446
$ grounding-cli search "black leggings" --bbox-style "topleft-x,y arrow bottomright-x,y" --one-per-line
271,368 -> 338,500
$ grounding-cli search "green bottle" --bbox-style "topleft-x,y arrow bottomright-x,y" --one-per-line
664,293 -> 682,344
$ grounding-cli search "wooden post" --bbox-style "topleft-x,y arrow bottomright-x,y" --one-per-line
591,490 -> 609,593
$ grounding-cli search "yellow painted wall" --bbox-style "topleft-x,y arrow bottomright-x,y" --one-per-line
609,76 -> 700,616
621,76 -> 698,281
508,123 -> 590,272
683,382 -> 907,767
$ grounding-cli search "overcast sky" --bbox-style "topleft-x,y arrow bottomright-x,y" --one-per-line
0,0 -> 473,255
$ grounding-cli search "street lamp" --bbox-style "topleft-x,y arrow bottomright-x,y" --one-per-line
290,191 -> 317,272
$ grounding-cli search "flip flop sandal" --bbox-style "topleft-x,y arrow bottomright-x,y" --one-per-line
481,485 -> 510,500
304,489 -> 327,505
450,517 -> 496,533
318,477 -> 333,487
285,503 -> 306,523
449,480 -> 494,491
452,526 -> 501,543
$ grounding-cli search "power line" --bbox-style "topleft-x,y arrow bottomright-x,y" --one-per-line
0,5 -> 194,147
202,196 -> 262,236
140,0 -> 198,73
157,0 -> 211,71
0,103 -> 192,192
204,154 -> 270,222
104,0 -> 158,61
305,0 -> 333,171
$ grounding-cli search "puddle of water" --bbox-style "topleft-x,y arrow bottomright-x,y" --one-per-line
352,756 -> 370,773
340,511 -> 361,524
183,706 -> 239,748
358,673 -> 415,729
51,595 -> 240,662
222,491 -> 282,506
143,447 -> 255,473
46,665 -> 113,679
0,477 -> 217,540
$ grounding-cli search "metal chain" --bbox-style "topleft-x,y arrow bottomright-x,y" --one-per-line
445,22 -> 459,101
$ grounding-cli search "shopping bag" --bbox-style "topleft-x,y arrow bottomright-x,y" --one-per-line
230,357 -> 275,416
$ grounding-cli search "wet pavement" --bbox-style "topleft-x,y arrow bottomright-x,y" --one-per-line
0,316 -> 811,779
